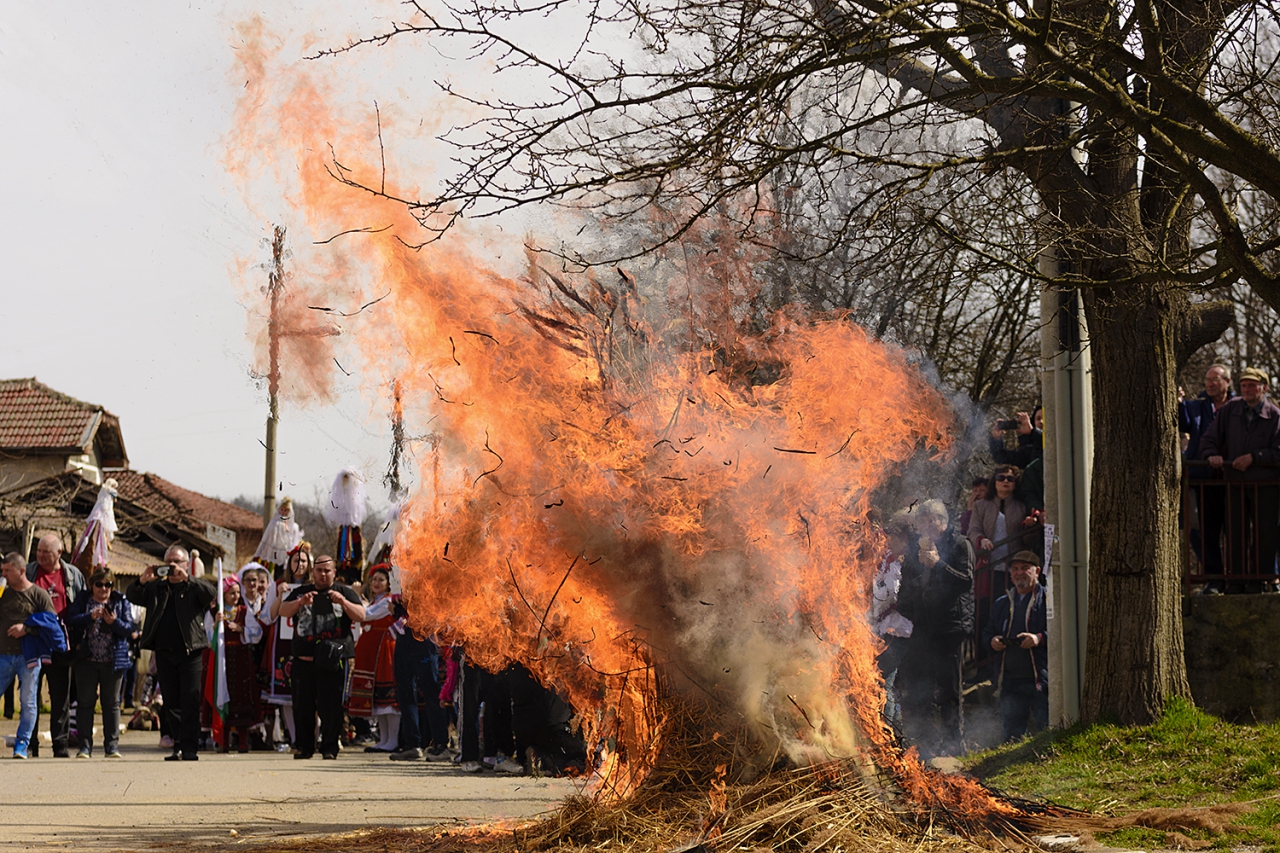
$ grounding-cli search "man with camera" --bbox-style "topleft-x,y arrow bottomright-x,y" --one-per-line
126,544 -> 216,761
982,550 -> 1048,742
278,555 -> 364,760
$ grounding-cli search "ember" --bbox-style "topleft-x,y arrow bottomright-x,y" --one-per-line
230,18 -> 1026,841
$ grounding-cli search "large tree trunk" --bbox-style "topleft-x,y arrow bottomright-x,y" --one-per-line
1079,289 -> 1194,723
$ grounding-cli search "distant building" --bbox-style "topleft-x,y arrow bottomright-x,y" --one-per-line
0,377 -> 127,490
109,470 -> 263,566
0,377 -> 262,573
0,471 -> 263,577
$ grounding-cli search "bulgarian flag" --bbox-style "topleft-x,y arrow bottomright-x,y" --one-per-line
206,558 -> 230,746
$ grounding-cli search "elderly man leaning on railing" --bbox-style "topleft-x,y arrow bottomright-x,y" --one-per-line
1193,365 -> 1280,595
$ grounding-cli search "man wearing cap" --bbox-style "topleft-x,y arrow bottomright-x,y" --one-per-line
981,550 -> 1047,742
1198,367 -> 1280,592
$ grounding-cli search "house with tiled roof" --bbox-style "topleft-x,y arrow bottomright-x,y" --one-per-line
0,471 -> 263,575
0,378 -> 262,570
0,378 -> 127,491
109,470 -> 263,565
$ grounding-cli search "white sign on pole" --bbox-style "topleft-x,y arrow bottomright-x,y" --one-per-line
1043,523 -> 1056,620
278,583 -> 299,639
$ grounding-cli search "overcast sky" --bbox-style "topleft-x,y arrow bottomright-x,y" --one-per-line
0,3 -> 429,514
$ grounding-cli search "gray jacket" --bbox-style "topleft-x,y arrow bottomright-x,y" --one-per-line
25,558 -> 87,612
968,497 -> 1032,558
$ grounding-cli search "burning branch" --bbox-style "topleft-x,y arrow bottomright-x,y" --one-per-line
472,431 -> 504,485
537,553 -> 580,642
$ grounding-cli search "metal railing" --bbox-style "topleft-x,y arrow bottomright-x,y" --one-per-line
1182,460 -> 1280,592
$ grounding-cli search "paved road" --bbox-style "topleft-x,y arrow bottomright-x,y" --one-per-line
0,723 -> 580,851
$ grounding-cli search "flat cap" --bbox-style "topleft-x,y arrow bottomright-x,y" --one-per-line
1009,550 -> 1041,567
1239,366 -> 1269,384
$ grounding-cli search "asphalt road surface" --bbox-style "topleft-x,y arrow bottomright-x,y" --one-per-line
0,722 -> 580,851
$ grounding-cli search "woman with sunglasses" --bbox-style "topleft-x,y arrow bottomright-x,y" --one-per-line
969,465 -> 1031,566
968,465 -> 1032,660
65,568 -> 135,758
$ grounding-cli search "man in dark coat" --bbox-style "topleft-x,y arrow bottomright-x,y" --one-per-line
982,550 -> 1048,742
1180,364 -> 1233,584
897,499 -> 975,758
126,545 -> 216,760
1199,366 -> 1280,592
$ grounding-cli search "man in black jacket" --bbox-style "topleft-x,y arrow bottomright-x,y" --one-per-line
981,550 -> 1048,742
27,534 -> 86,758
126,545 -> 216,761
896,499 -> 975,758
1199,366 -> 1280,592
279,555 -> 365,760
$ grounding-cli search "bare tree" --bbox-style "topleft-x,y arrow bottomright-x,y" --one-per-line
315,0 -> 1280,723
586,166 -> 1043,409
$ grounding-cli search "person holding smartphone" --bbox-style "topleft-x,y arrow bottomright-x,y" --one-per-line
278,556 -> 365,760
65,568 -> 134,758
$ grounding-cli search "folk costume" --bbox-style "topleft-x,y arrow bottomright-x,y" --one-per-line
347,585 -> 399,751
323,468 -> 367,586
254,502 -> 304,745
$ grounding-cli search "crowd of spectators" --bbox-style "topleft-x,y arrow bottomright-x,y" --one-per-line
0,538 -> 587,773
871,404 -> 1048,756
23,372 -> 1274,766
870,362 -> 1280,757
1180,363 -> 1280,594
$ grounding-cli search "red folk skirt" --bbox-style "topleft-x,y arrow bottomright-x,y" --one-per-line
347,614 -> 398,716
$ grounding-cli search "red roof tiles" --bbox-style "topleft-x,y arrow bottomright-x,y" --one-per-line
0,378 -> 105,451
111,470 -> 264,535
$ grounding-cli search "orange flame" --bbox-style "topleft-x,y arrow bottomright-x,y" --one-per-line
230,20 -> 1017,818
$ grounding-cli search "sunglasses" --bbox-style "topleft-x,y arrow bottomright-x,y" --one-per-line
93,582 -> 113,589
994,474 -> 1017,483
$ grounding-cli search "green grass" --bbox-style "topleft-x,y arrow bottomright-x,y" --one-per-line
963,698 -> 1280,851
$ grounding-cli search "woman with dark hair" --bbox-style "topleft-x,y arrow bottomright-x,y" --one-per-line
969,465 -> 1030,568
348,566 -> 399,752
262,541 -> 313,749
958,477 -> 989,537
65,568 -> 134,758
211,575 -> 260,752
969,464 -> 1033,644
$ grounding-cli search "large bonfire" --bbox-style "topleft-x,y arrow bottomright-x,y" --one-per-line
230,17 -> 1050,852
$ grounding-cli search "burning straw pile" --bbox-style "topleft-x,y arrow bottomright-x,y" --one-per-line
512,699 -> 1045,853
231,47 -> 1082,850
255,697 -> 1054,853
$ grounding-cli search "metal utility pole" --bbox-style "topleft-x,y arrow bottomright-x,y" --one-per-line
1042,277 -> 1093,727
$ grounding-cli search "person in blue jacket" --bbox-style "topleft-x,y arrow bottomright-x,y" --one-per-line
65,568 -> 135,758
